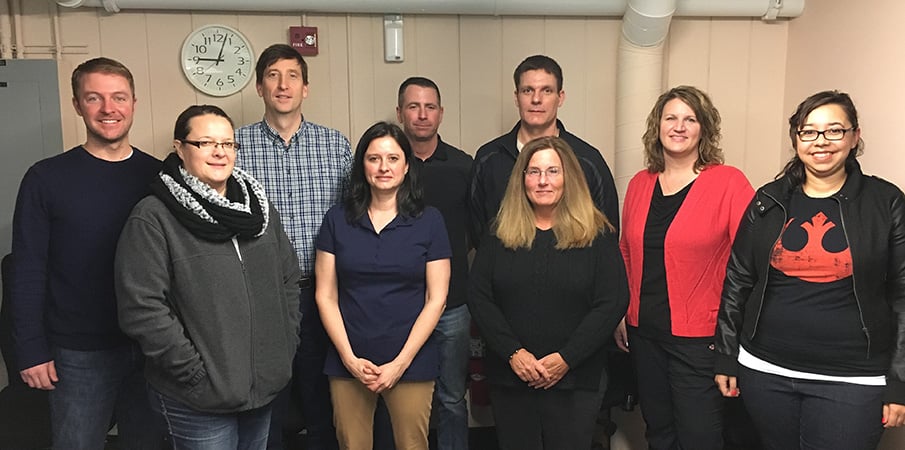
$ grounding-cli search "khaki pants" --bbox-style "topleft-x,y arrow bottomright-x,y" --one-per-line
329,377 -> 434,450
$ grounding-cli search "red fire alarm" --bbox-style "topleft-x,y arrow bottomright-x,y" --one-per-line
289,26 -> 318,56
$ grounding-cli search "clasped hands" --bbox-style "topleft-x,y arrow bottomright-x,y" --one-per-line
343,356 -> 407,394
509,348 -> 569,390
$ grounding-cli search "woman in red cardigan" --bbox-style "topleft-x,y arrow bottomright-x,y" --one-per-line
614,86 -> 753,450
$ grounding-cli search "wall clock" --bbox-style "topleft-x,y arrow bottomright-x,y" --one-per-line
181,24 -> 254,97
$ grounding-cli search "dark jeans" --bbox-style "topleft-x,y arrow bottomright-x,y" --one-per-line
739,365 -> 885,450
628,330 -> 724,450
50,344 -> 164,450
431,305 -> 471,450
267,282 -> 338,450
150,388 -> 271,450
489,384 -> 604,450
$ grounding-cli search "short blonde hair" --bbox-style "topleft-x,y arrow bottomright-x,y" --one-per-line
495,136 -> 613,250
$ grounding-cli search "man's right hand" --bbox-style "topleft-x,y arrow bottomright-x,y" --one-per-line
20,361 -> 58,390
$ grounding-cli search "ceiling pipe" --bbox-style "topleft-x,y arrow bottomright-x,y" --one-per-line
0,0 -> 12,59
615,0 -> 675,200
10,0 -> 21,58
56,0 -> 804,19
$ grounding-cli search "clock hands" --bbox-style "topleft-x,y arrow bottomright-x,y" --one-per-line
215,32 -> 229,66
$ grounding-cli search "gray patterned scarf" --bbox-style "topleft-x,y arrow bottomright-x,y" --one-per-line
150,152 -> 269,242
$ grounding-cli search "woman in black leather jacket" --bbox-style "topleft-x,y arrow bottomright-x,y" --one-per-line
713,90 -> 905,450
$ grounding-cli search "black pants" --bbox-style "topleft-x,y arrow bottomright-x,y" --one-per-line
739,365 -> 885,450
629,330 -> 724,450
489,384 -> 604,450
268,282 -> 338,450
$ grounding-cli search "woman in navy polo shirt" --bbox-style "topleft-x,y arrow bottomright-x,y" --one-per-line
314,121 -> 451,450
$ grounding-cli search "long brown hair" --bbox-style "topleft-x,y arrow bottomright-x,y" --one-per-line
495,136 -> 613,250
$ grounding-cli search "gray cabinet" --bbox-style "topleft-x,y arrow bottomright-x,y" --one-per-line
0,59 -> 63,265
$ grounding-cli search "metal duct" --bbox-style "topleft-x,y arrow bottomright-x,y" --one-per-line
0,0 -> 12,59
57,0 -> 804,18
615,0 -> 674,201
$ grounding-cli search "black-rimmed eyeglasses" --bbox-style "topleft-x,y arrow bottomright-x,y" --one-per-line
181,140 -> 239,151
796,127 -> 855,142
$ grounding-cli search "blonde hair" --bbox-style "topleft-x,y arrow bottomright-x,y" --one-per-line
495,136 -> 613,250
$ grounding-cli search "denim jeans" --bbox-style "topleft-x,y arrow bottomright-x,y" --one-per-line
739,365 -> 885,450
432,304 -> 471,450
150,388 -> 272,450
50,344 -> 163,450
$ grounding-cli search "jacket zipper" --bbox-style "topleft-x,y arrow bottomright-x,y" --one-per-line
831,196 -> 871,358
232,237 -> 257,403
750,191 -> 786,338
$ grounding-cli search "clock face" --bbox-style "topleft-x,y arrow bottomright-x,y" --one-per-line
181,24 -> 254,97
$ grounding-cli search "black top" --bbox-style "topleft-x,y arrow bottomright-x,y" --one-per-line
748,191 -> 885,376
636,180 -> 692,340
714,162 -> 905,403
468,229 -> 628,391
413,137 -> 473,309
469,120 -> 620,247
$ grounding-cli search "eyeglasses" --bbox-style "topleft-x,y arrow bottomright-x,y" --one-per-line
524,167 -> 562,179
181,140 -> 239,151
796,127 -> 855,142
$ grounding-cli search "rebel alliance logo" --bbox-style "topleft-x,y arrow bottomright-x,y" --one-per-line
770,212 -> 853,283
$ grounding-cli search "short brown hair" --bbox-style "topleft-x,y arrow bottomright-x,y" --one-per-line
513,55 -> 563,91
71,57 -> 135,98
255,44 -> 308,85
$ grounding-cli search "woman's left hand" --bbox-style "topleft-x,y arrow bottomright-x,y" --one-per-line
367,360 -> 409,394
883,403 -> 905,428
528,352 -> 569,390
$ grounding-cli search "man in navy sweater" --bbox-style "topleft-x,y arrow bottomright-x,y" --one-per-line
10,57 -> 163,449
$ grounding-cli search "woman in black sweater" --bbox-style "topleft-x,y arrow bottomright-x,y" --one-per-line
468,136 -> 628,450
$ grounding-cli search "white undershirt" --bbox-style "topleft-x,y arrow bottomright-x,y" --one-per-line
738,345 -> 886,386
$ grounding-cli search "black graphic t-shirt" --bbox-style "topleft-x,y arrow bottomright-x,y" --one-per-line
746,191 -> 886,376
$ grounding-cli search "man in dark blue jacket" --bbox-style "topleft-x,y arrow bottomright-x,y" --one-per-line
469,55 -> 619,246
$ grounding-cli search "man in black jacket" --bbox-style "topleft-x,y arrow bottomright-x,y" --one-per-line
468,54 -> 619,246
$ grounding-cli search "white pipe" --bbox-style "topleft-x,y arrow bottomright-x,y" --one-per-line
51,2 -> 63,58
11,0 -> 21,58
622,0 -> 675,47
0,0 -> 12,59
677,0 -> 804,17
57,0 -> 805,18
614,0 -> 672,201
614,40 -> 664,198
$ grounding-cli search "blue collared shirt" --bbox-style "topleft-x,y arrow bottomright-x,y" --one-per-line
236,118 -> 352,274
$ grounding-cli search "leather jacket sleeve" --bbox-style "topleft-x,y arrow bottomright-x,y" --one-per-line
884,189 -> 905,404
714,196 -> 763,377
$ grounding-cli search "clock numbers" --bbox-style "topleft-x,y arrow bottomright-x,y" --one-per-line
182,24 -> 254,96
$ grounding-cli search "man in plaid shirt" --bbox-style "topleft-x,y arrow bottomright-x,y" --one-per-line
236,43 -> 352,450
